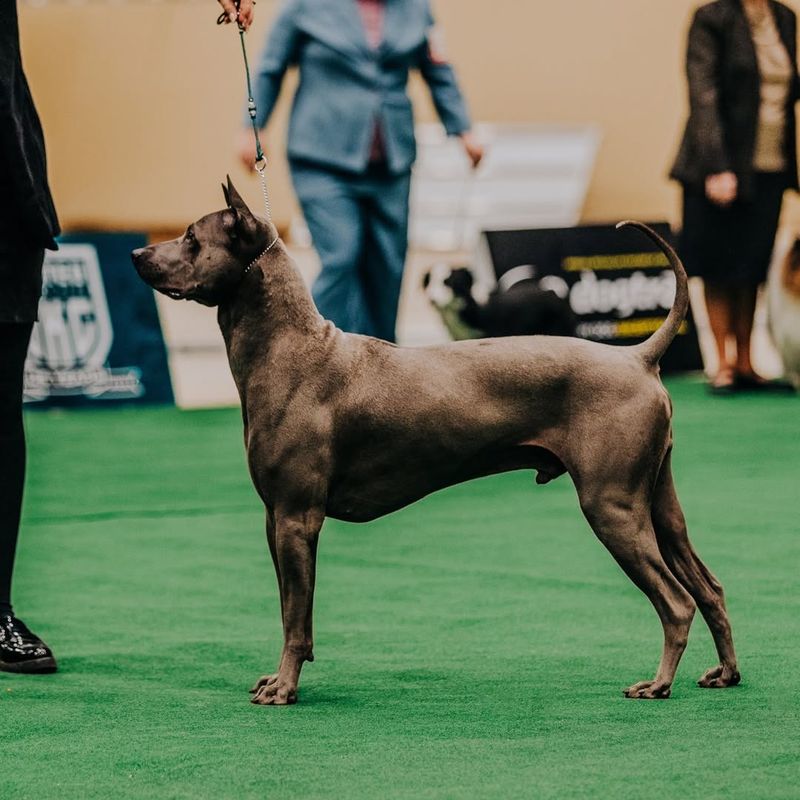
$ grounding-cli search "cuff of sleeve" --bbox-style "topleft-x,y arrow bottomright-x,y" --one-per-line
705,157 -> 731,176
444,116 -> 471,137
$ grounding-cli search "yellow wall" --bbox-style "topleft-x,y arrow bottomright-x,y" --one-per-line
17,0 -> 800,233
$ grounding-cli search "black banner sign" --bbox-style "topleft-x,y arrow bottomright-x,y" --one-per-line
24,232 -> 174,407
483,223 -> 703,373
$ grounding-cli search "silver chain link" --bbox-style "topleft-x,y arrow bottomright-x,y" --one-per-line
255,162 -> 272,222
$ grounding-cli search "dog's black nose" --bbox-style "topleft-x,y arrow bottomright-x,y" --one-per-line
131,247 -> 145,264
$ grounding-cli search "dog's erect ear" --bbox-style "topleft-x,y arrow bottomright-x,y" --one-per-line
225,176 -> 253,215
221,182 -> 231,208
224,175 -> 258,241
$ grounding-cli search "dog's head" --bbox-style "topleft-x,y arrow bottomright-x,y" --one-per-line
422,264 -> 489,309
783,238 -> 800,298
131,177 -> 277,306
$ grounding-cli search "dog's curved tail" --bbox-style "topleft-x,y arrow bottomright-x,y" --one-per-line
616,220 -> 689,367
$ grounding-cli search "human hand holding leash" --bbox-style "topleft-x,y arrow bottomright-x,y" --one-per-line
705,171 -> 737,207
217,0 -> 254,31
237,128 -> 259,172
460,130 -> 484,169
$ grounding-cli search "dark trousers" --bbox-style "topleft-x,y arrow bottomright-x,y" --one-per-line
680,171 -> 788,288
0,322 -> 33,615
290,160 -> 411,343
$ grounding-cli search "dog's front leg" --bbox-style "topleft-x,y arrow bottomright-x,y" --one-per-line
249,511 -> 285,696
251,507 -> 323,706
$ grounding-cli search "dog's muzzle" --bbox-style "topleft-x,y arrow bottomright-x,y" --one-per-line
131,248 -> 187,300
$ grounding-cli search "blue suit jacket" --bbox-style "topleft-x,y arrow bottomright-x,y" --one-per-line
251,0 -> 472,175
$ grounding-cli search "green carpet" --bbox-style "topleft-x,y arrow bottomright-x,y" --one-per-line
2,377 -> 799,799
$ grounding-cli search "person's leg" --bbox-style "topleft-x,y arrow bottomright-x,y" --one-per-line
0,322 -> 33,616
731,284 -> 760,379
731,172 -> 785,384
359,169 -> 411,343
0,320 -> 55,672
290,163 -> 370,335
703,282 -> 736,388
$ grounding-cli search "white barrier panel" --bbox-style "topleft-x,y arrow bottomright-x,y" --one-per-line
410,122 -> 601,252
290,123 -> 600,253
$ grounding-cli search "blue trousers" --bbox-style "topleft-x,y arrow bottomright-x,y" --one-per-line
290,160 -> 411,342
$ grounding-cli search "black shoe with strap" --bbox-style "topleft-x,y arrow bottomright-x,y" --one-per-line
0,614 -> 57,674
734,372 -> 796,393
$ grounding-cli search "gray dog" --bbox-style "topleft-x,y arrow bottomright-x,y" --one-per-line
132,178 -> 740,706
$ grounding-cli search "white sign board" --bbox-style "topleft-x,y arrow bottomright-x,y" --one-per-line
410,122 -> 600,252
290,123 -> 600,255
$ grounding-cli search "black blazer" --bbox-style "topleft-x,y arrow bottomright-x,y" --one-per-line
0,2 -> 59,250
670,0 -> 800,197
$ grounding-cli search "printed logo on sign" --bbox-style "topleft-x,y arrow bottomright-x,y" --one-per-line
570,270 -> 677,318
24,244 -> 143,402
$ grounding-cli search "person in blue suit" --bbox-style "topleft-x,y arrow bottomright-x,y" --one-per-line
238,0 -> 483,342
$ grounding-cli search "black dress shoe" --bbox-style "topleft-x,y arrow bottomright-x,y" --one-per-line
0,615 -> 57,674
734,373 -> 796,393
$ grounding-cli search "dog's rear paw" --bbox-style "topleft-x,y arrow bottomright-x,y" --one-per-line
697,664 -> 741,689
623,680 -> 671,699
251,676 -> 298,706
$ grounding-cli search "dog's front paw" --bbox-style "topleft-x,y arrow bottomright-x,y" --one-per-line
249,673 -> 278,694
251,674 -> 298,706
698,664 -> 741,689
623,680 -> 671,699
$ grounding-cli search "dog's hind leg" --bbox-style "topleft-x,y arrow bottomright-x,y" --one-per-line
579,487 -> 696,699
251,506 -> 324,706
651,450 -> 740,689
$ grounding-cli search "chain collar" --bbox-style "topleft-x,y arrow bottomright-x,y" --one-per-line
243,233 -> 280,276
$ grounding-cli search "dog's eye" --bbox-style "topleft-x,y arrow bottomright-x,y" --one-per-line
185,229 -> 195,243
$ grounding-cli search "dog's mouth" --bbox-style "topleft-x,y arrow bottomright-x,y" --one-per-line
132,259 -> 186,300
154,286 -> 188,301
159,284 -> 209,304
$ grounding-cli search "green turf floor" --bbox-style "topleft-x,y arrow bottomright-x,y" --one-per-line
2,377 -> 799,799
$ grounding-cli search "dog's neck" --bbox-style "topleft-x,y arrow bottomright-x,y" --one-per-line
217,240 -> 324,384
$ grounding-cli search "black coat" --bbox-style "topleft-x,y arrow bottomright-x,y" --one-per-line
0,2 -> 59,251
669,0 -> 800,198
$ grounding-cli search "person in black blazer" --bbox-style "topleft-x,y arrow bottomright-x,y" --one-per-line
0,2 -> 60,672
670,0 -> 800,392
0,0 -> 256,676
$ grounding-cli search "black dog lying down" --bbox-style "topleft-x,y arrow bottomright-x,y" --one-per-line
423,263 -> 576,340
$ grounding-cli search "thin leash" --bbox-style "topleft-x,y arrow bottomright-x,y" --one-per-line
217,7 -> 278,273
454,167 -> 475,253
